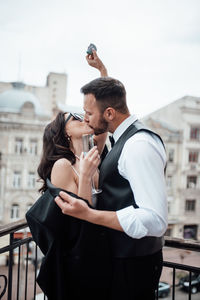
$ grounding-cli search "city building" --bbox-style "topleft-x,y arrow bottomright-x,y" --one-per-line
0,73 -> 82,226
143,96 -> 200,240
0,72 -> 67,117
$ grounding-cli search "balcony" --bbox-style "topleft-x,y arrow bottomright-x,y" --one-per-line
0,219 -> 200,300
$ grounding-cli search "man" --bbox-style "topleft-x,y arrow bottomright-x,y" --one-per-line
55,75 -> 168,299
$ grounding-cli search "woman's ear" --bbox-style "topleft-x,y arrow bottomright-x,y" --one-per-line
103,107 -> 116,121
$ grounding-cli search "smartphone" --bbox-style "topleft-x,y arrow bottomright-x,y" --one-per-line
86,43 -> 97,55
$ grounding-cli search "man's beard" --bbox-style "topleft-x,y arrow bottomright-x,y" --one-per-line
92,116 -> 109,135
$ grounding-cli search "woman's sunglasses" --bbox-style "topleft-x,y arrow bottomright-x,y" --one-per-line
64,112 -> 84,125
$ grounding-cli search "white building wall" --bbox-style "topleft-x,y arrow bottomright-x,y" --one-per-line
0,115 -> 47,224
143,96 -> 200,240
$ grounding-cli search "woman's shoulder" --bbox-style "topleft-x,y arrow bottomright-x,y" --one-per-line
53,158 -> 72,169
51,158 -> 74,176
51,158 -> 76,189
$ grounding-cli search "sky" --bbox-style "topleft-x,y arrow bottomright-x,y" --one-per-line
0,0 -> 200,118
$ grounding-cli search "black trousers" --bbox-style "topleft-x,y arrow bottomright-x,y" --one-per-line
65,250 -> 163,300
109,250 -> 163,300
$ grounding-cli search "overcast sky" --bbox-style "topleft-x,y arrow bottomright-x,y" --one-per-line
0,0 -> 200,117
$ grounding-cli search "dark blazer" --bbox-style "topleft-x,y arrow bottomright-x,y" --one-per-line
26,179 -> 90,300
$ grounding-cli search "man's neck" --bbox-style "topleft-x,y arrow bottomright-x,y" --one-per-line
109,113 -> 131,134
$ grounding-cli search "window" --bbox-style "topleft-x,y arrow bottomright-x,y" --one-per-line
28,172 -> 35,188
184,225 -> 197,239
168,149 -> 174,162
188,151 -> 199,163
190,127 -> 200,140
10,204 -> 19,219
186,176 -> 197,188
13,171 -> 21,188
185,200 -> 196,212
29,139 -> 38,155
15,138 -> 23,154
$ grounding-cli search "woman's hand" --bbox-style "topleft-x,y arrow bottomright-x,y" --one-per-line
78,146 -> 100,205
86,50 -> 108,77
79,146 -> 100,179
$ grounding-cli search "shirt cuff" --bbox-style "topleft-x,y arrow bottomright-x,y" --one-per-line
116,206 -> 148,239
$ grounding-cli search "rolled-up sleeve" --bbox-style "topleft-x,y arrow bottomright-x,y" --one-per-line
116,133 -> 168,239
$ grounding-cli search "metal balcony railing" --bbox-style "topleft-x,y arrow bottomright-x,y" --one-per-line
0,219 -> 46,300
0,219 -> 200,300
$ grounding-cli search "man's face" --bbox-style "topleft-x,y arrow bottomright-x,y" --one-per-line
83,94 -> 109,135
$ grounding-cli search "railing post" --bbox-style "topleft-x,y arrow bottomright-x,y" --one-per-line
16,246 -> 21,300
7,232 -> 14,300
172,267 -> 175,300
33,245 -> 38,300
24,243 -> 29,300
188,271 -> 191,300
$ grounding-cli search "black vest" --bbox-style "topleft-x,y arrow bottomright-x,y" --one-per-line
97,120 -> 165,257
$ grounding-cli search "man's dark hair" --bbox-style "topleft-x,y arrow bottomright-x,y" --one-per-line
80,77 -> 129,114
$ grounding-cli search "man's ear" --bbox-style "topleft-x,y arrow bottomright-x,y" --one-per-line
103,107 -> 116,121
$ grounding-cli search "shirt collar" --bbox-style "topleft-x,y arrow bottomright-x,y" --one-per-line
113,115 -> 138,143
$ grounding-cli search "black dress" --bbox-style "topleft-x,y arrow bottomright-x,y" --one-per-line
26,179 -> 112,300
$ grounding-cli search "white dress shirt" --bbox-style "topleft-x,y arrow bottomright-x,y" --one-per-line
113,115 -> 168,239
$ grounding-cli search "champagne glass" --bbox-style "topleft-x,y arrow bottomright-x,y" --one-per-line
82,134 -> 102,194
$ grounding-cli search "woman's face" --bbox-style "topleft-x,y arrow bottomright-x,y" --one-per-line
64,113 -> 94,139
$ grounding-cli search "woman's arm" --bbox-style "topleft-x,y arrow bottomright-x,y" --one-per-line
86,50 -> 108,77
93,133 -> 108,156
86,50 -> 108,153
51,148 -> 100,206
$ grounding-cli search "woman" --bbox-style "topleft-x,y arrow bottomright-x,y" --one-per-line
37,111 -> 106,206
37,48 -> 108,205
26,50 -> 109,300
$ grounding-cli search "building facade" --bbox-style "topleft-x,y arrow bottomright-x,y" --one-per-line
0,82 -> 49,225
0,72 -> 67,117
143,96 -> 200,240
0,73 -> 83,226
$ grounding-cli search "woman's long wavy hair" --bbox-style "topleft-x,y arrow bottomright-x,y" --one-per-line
37,112 -> 76,193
